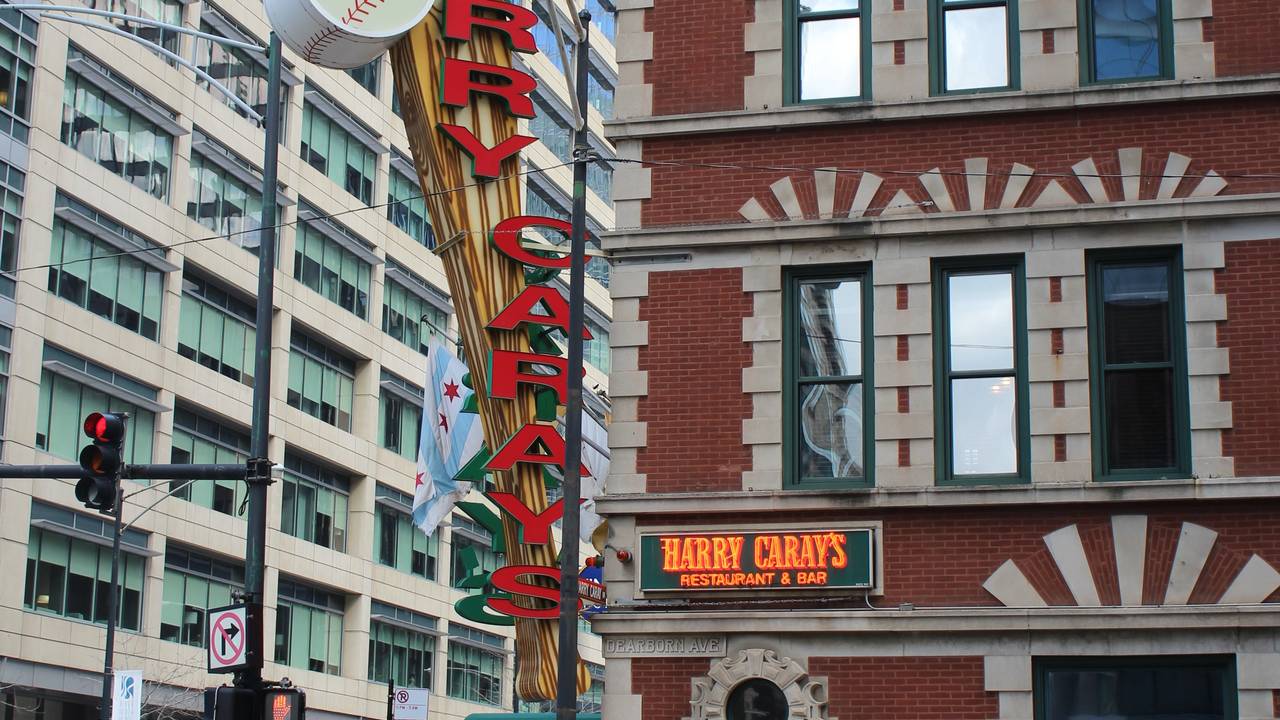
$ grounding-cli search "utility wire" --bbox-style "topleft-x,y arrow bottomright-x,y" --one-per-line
12,161 -> 576,275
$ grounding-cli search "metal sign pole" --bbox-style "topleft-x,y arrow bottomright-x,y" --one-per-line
98,479 -> 124,720
555,11 -> 592,720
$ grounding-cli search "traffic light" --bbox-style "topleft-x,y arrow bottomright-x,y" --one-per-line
203,687 -> 256,720
263,688 -> 305,720
76,412 -> 126,513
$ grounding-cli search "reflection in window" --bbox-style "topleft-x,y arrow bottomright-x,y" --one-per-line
1038,657 -> 1230,720
347,57 -> 381,95
382,262 -> 448,356
1089,251 -> 1187,477
24,521 -> 145,631
84,0 -> 182,58
0,13 -> 36,142
1087,0 -> 1166,82
935,0 -> 1010,92
280,452 -> 350,552
186,141 -> 267,246
587,66 -> 614,118
60,58 -> 174,199
388,166 -> 432,246
795,0 -> 862,101
446,625 -> 505,706
727,679 -> 789,720
368,605 -> 436,688
450,517 -> 501,587
160,546 -> 243,647
275,578 -> 344,675
0,160 -> 25,298
936,263 -> 1025,481
789,272 -> 868,487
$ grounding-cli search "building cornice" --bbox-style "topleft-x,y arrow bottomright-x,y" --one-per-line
604,75 -> 1280,142
602,192 -> 1280,254
595,475 -> 1280,518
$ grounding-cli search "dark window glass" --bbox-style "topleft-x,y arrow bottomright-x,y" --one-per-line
1039,658 -> 1230,720
727,679 -> 789,720
1089,0 -> 1165,81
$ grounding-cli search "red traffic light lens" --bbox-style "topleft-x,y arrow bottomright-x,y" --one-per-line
83,412 -> 124,442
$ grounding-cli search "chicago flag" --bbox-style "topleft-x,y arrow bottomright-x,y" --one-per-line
412,338 -> 485,535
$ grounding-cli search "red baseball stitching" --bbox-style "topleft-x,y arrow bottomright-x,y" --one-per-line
302,26 -> 342,61
342,0 -> 382,25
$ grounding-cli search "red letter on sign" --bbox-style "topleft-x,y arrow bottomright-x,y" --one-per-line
488,284 -> 592,338
443,0 -> 539,53
441,58 -> 537,118
485,423 -> 591,476
438,124 -> 536,181
492,215 -> 573,268
488,492 -> 583,545
491,349 -> 583,404
487,565 -> 568,619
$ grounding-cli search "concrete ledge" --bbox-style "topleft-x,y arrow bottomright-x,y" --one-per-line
594,475 -> 1280,516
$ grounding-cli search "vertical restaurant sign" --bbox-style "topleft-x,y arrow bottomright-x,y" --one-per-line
388,0 -> 594,702
639,529 -> 875,592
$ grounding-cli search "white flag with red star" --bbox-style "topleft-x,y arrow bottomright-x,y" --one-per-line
412,338 -> 485,535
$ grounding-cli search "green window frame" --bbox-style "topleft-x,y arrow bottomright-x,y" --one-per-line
274,578 -> 344,675
387,165 -> 432,247
1080,0 -> 1173,84
23,503 -> 148,631
0,159 -> 24,298
299,95 -> 376,204
160,546 -> 244,647
178,271 -> 257,385
374,485 -> 438,580
785,0 -> 872,104
60,56 -> 174,200
280,451 -> 350,552
48,216 -> 165,342
1034,655 -> 1236,720
1086,247 -> 1190,481
933,257 -> 1030,485
0,11 -> 35,143
169,405 -> 251,515
293,216 -> 373,319
928,0 -> 1019,95
783,265 -> 874,489
287,330 -> 355,431
446,625 -> 505,706
368,601 -> 438,689
379,372 -> 424,460
35,347 -> 156,465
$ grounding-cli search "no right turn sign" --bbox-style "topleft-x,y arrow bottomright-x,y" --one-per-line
208,605 -> 250,673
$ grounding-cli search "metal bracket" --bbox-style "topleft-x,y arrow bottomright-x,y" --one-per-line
573,147 -> 601,163
245,457 -> 276,486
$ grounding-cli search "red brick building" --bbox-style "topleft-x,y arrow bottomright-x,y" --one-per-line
594,1 -> 1280,718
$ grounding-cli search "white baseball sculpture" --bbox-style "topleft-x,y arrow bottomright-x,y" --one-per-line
265,0 -> 435,69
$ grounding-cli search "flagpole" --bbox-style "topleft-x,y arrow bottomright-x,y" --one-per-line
555,11 -> 592,720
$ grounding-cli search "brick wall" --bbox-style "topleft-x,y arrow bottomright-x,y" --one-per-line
631,657 -> 706,720
646,0 -> 753,115
637,501 -> 1280,605
810,656 -> 997,720
639,98 -> 1280,226
1218,239 -> 1280,477
637,268 -> 753,492
1208,0 -> 1280,77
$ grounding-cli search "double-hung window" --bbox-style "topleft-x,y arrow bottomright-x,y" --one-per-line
287,329 -> 355,431
280,451 -> 350,552
49,194 -> 168,340
379,371 -> 424,461
294,205 -> 374,319
930,0 -> 1016,93
375,485 -> 438,579
1082,0 -> 1171,83
446,624 -> 506,706
369,602 -> 438,689
1035,656 -> 1233,720
0,159 -> 25,298
160,546 -> 243,646
1087,248 -> 1189,480
784,267 -> 873,488
36,346 -> 158,464
178,270 -> 257,385
24,502 -> 148,630
61,48 -> 178,199
275,578 -> 344,675
789,0 -> 868,103
934,258 -> 1028,483
170,405 -> 251,515
0,11 -> 36,142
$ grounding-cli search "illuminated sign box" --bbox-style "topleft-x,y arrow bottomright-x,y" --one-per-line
639,528 -> 874,592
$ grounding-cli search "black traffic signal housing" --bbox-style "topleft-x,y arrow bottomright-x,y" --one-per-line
76,412 -> 126,513
204,687 -> 256,720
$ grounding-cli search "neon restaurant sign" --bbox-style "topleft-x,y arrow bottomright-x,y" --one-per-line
639,529 -> 875,592
390,0 -> 595,702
